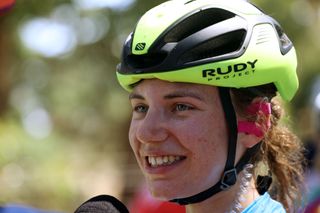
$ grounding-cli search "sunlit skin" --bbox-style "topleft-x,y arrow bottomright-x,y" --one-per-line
128,79 -> 261,212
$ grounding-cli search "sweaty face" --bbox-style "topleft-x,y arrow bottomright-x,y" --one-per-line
128,79 -> 228,200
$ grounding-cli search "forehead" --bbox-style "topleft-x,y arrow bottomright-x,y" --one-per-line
131,79 -> 218,100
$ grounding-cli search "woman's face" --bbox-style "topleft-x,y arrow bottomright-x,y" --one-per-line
128,79 -> 229,200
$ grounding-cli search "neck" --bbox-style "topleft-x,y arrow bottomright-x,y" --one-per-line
185,178 -> 260,213
237,179 -> 260,209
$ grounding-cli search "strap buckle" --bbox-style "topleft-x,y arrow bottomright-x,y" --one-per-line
220,168 -> 237,190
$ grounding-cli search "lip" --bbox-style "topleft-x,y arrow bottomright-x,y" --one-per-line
142,154 -> 187,175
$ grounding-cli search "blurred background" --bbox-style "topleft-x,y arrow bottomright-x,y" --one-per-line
0,0 -> 319,212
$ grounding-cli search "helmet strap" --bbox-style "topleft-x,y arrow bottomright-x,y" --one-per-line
169,87 -> 260,205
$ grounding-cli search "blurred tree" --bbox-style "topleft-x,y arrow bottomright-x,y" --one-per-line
0,19 -> 12,116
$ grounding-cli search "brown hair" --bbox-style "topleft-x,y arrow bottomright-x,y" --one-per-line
231,84 -> 305,212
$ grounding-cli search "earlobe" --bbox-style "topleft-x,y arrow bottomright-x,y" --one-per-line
238,131 -> 263,148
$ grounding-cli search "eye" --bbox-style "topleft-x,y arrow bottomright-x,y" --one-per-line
133,104 -> 148,113
174,103 -> 194,112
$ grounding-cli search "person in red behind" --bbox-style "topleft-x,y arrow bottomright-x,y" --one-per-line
304,197 -> 320,213
0,0 -> 15,14
129,183 -> 185,213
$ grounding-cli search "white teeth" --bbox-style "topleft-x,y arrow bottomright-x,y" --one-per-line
150,157 -> 156,166
163,156 -> 168,163
156,157 -> 163,165
147,155 -> 183,167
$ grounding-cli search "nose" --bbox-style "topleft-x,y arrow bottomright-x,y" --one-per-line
134,109 -> 169,144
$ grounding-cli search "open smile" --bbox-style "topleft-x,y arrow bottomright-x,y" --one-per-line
146,155 -> 186,168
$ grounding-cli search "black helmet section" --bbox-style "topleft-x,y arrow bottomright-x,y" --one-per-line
118,8 -> 248,75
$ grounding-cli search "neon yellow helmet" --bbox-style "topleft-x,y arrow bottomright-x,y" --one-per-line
117,0 -> 298,101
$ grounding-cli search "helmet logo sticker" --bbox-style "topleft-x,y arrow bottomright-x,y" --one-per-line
135,43 -> 146,51
202,59 -> 258,81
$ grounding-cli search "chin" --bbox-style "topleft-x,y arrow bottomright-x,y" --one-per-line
147,183 -> 173,200
146,179 -> 190,201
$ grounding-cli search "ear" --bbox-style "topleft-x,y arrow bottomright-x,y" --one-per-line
238,131 -> 263,148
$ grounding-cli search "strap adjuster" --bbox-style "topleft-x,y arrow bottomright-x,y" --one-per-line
220,168 -> 237,190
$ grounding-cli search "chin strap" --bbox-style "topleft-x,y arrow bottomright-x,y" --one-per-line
170,87 -> 261,205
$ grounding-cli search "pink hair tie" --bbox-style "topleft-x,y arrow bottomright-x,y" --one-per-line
238,121 -> 264,137
246,102 -> 271,115
238,102 -> 271,137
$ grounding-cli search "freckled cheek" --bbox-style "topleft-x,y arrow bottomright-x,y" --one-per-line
176,122 -> 212,145
179,123 -> 227,161
189,136 -> 227,183
175,130 -> 210,157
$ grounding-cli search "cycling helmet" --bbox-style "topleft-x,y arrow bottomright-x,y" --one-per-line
117,0 -> 298,101
116,0 -> 299,205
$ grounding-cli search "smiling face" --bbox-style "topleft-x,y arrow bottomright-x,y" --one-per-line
128,79 -> 230,200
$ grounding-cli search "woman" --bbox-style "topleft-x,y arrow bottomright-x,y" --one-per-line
116,0 -> 305,212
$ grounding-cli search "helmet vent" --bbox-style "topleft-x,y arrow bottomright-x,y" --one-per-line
256,26 -> 272,45
178,30 -> 246,64
164,8 -> 235,43
125,52 -> 168,70
274,24 -> 293,54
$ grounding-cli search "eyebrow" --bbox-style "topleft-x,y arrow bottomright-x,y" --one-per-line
129,93 -> 144,100
129,90 -> 204,101
163,91 -> 204,101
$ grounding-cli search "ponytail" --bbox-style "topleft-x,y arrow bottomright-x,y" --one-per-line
232,85 -> 305,212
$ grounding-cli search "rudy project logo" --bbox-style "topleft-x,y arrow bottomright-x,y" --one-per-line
135,43 -> 146,51
202,59 -> 258,81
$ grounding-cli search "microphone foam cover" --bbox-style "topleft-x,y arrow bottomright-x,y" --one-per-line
74,195 -> 129,213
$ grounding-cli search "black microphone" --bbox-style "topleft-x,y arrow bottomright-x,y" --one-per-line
74,195 -> 129,213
